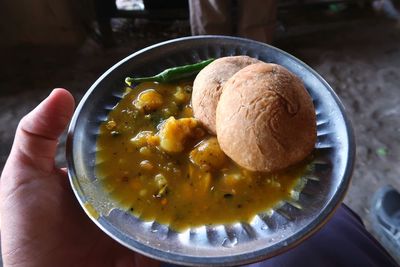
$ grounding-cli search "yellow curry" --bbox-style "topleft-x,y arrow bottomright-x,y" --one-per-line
96,81 -> 309,231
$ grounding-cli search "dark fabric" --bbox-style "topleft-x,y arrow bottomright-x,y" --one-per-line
163,204 -> 399,267
248,204 -> 399,267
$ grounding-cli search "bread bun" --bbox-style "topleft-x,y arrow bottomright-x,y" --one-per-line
192,56 -> 260,134
216,62 -> 316,172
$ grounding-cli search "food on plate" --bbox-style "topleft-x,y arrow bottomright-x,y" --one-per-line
216,62 -> 317,172
189,137 -> 228,171
134,89 -> 163,112
96,58 -> 314,231
158,117 -> 203,153
192,56 -> 260,134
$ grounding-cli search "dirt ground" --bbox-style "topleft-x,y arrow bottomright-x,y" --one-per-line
0,11 -> 399,261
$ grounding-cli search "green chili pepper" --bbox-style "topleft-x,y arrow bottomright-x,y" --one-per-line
125,58 -> 214,86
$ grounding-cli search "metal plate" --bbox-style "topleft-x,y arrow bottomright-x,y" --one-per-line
67,36 -> 355,266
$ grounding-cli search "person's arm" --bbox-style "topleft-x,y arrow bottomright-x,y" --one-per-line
0,88 -> 159,267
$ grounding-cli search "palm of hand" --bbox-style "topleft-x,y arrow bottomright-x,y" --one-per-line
0,89 -> 159,267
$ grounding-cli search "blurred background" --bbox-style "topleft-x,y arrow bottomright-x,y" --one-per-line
0,0 -> 399,264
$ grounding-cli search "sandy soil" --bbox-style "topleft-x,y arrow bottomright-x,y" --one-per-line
0,14 -> 399,260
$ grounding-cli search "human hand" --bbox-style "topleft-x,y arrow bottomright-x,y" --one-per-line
0,89 -> 160,267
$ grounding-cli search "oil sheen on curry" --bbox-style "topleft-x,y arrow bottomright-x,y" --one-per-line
96,80 -> 309,231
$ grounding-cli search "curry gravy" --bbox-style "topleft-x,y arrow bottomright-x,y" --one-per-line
96,81 -> 308,231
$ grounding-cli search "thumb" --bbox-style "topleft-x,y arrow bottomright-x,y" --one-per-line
7,88 -> 75,173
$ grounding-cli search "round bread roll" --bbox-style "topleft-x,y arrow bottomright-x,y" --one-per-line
216,63 -> 317,172
192,56 -> 260,134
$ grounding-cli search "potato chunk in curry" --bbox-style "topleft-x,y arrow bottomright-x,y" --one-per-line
189,137 -> 227,171
130,131 -> 160,147
134,89 -> 163,113
158,117 -> 201,153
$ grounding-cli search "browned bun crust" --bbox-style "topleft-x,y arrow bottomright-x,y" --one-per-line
216,62 -> 317,172
192,56 -> 261,134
